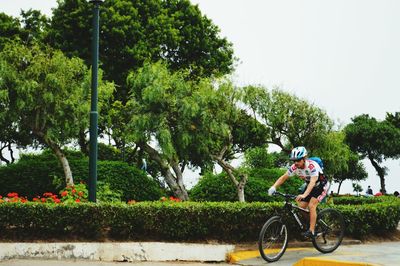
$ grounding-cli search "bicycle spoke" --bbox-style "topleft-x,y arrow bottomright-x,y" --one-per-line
312,209 -> 345,253
258,217 -> 288,262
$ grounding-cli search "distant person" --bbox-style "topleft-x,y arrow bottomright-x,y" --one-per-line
394,191 -> 399,198
366,185 -> 373,195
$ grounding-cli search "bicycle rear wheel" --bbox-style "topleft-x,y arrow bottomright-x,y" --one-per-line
258,216 -> 288,262
312,208 -> 345,253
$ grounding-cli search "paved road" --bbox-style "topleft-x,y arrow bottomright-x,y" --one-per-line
236,242 -> 400,266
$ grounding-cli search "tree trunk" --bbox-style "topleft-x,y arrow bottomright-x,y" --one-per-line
368,156 -> 387,194
140,143 -> 189,201
35,131 -> 74,186
337,180 -> 343,195
50,142 -> 74,186
214,157 -> 247,202
78,128 -> 88,155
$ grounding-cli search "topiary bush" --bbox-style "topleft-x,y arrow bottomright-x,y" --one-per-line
190,168 -> 303,202
0,153 -> 164,201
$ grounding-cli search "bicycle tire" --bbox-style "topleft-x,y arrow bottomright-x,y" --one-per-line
258,216 -> 289,262
312,208 -> 345,253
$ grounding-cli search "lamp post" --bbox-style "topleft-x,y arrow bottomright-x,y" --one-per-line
88,0 -> 104,202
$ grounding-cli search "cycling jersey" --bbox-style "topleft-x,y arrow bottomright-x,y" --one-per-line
287,159 -> 327,186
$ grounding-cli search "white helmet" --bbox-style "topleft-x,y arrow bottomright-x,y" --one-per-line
290,146 -> 308,161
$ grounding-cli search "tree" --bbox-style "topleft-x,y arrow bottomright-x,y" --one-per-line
0,10 -> 50,48
0,42 -> 114,185
125,62 -> 205,200
352,182 -> 363,196
241,86 -> 333,153
206,86 -> 269,202
386,112 -> 400,129
124,62 -> 264,201
344,114 -> 400,193
332,152 -> 368,194
47,0 -> 235,101
0,12 -> 24,51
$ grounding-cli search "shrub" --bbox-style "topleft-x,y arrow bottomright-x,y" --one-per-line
190,168 -> 303,202
332,195 -> 388,205
0,198 -> 398,241
0,155 -> 164,201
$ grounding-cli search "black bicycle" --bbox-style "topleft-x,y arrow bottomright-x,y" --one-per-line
258,191 -> 345,262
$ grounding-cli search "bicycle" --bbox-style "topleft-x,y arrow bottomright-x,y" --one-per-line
258,191 -> 345,262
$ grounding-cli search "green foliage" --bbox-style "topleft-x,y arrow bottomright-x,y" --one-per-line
59,183 -> 88,203
0,198 -> 398,241
0,13 -> 23,49
345,114 -> 400,192
0,42 -> 114,183
0,155 -> 163,201
244,146 -> 282,169
333,195 -> 389,205
352,183 -> 363,195
97,143 -> 122,161
190,168 -> 303,202
47,0 -> 234,101
96,181 -> 123,203
241,86 -> 333,153
345,114 -> 400,160
335,199 -> 400,238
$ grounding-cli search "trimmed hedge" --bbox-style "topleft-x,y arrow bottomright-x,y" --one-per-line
0,198 -> 398,241
0,157 -> 164,201
331,195 -> 389,205
190,168 -> 303,202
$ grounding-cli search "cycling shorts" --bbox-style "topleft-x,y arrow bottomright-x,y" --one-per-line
301,181 -> 329,203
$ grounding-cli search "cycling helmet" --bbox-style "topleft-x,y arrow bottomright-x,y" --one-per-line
290,146 -> 307,161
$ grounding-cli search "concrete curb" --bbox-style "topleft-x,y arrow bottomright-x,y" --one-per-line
0,242 -> 235,262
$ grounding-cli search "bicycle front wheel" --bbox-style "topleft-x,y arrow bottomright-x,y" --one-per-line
258,216 -> 288,262
312,208 -> 345,253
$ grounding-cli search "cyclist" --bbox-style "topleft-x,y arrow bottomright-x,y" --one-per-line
268,146 -> 329,238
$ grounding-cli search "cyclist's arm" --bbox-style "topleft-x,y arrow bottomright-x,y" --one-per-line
272,172 -> 290,188
302,175 -> 318,196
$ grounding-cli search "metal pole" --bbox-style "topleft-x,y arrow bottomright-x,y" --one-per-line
89,0 -> 102,202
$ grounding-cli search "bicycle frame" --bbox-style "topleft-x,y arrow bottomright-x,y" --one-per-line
276,191 -> 310,231
284,200 -> 309,230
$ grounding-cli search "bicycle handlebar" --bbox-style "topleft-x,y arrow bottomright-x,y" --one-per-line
274,191 -> 297,200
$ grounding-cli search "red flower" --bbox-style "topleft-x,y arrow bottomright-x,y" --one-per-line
61,191 -> 68,197
33,198 -> 39,202
43,192 -> 53,197
75,199 -> 81,203
7,192 -> 18,198
41,198 -> 46,202
54,199 -> 61,203
0,195 -> 2,199
72,189 -> 76,194
78,191 -> 84,197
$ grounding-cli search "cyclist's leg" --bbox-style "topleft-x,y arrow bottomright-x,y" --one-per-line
306,184 -> 329,234
296,200 -> 309,225
308,197 -> 319,233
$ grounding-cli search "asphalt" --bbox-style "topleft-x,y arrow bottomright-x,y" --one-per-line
231,241 -> 400,266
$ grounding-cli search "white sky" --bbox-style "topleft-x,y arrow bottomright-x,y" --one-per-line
1,0 -> 399,194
